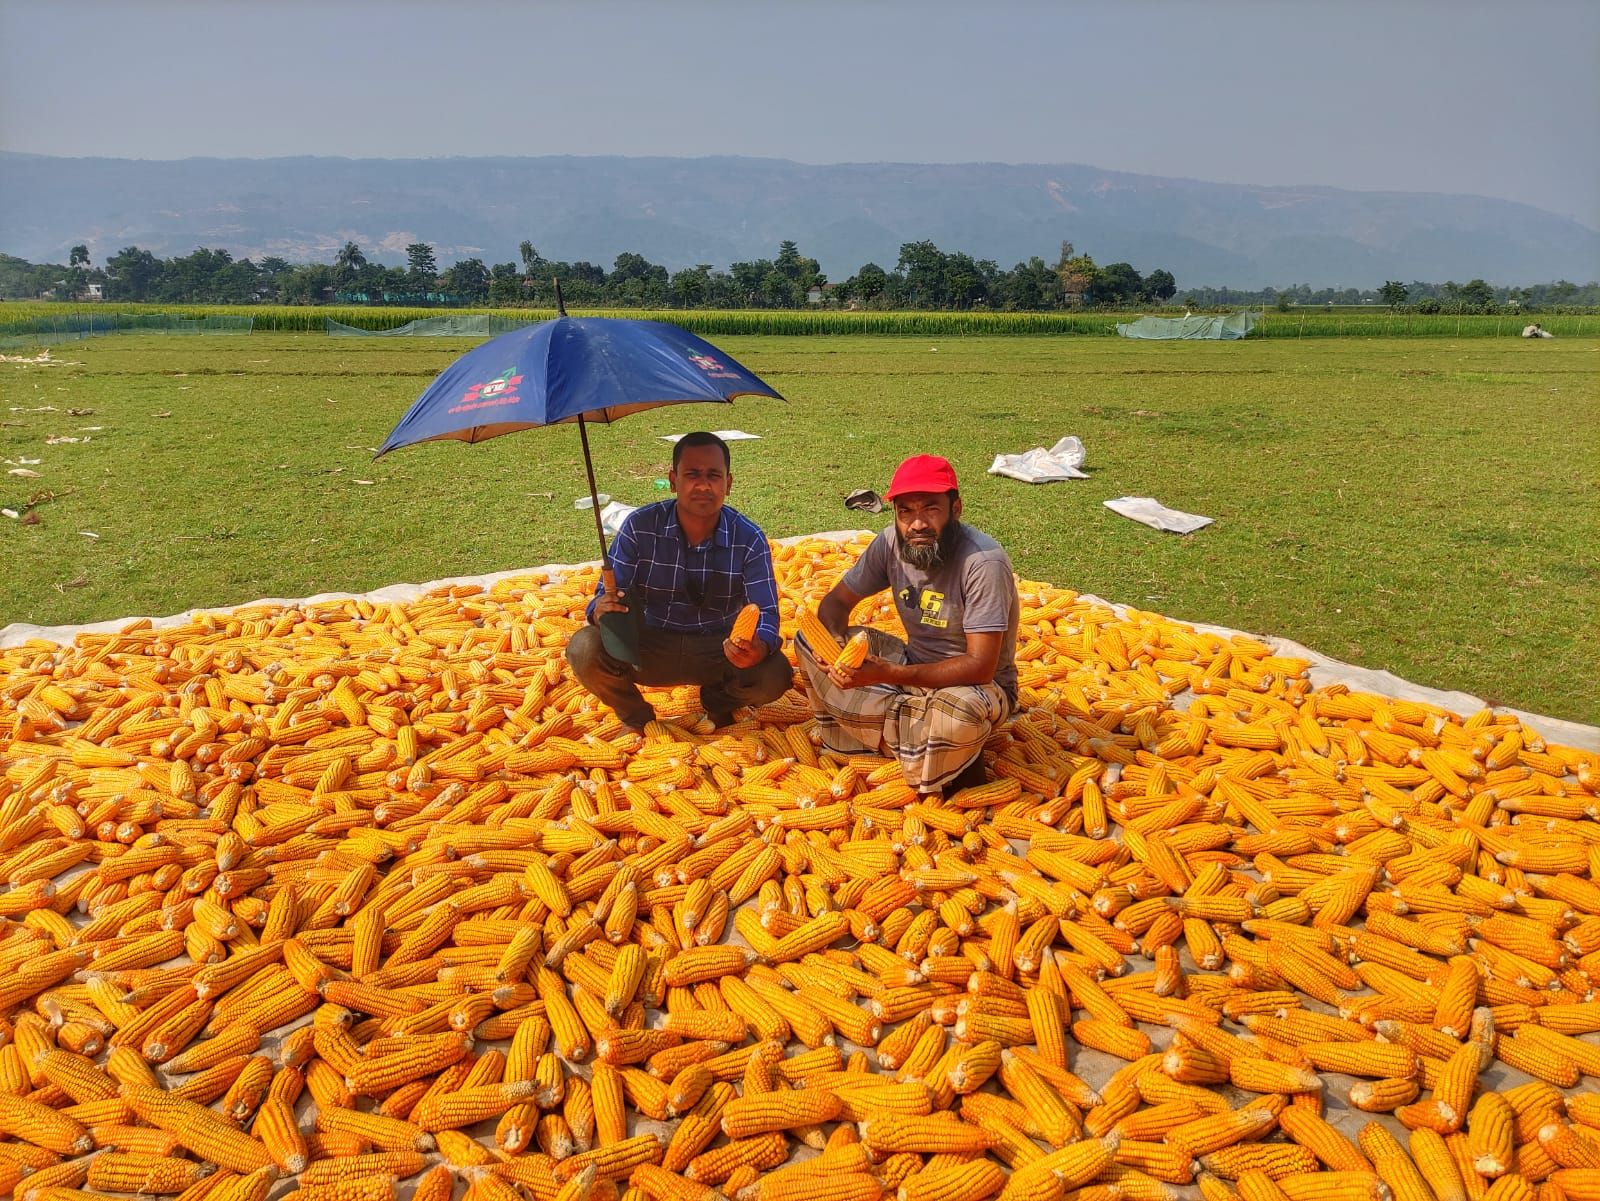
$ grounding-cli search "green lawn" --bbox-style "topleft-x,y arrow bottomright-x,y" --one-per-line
4,333 -> 1596,723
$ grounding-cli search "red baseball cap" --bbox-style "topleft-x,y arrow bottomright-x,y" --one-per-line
885,454 -> 959,499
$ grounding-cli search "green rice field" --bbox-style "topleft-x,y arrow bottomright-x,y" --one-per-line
4,300 -> 1599,339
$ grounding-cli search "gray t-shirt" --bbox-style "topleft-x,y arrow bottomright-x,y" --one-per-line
841,523 -> 1019,700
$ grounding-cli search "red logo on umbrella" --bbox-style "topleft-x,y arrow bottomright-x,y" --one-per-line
449,367 -> 524,414
688,351 -> 738,380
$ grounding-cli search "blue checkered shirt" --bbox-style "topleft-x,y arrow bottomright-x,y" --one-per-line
586,501 -> 782,651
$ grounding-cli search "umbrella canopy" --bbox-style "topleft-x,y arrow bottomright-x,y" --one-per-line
375,316 -> 782,456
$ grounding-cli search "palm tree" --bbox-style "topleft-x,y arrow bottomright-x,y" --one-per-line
334,241 -> 368,284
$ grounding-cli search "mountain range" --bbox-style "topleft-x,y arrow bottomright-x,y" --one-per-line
2,152 -> 1596,289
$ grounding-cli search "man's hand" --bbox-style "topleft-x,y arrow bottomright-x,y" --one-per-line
829,654 -> 892,690
593,589 -> 629,619
723,636 -> 768,670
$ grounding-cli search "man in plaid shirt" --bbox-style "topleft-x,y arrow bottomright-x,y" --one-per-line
567,432 -> 791,730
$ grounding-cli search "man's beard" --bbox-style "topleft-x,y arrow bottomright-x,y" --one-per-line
896,521 -> 960,571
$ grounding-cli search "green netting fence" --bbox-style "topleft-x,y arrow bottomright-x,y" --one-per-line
325,315 -> 533,337
1116,312 -> 1260,340
0,312 -> 253,350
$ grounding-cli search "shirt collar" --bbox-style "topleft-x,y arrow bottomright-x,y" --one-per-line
663,501 -> 734,549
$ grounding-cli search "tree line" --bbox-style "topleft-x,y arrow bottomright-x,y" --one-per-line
3,241 -> 1593,312
1,240 -> 1177,310
1180,278 -> 1600,312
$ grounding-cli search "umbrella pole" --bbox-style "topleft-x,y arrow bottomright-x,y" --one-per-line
576,413 -> 614,593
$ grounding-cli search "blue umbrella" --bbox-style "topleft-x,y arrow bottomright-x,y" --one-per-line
376,287 -> 783,660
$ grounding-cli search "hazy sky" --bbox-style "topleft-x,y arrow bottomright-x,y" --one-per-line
2,0 -> 1596,227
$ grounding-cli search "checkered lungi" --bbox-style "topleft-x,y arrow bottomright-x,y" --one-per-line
795,626 -> 1013,794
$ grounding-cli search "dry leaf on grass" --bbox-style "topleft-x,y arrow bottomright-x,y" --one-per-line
7,468 -> 40,478
54,574 -> 89,592
151,411 -> 172,418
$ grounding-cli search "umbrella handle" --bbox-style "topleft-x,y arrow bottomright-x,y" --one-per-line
602,567 -> 618,595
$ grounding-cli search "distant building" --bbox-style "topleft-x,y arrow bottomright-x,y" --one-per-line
43,280 -> 103,300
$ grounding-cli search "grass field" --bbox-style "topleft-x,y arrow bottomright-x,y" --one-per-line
4,333 -> 1596,723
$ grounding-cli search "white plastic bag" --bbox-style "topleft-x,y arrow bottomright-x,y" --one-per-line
988,436 -> 1088,483
599,501 -> 638,536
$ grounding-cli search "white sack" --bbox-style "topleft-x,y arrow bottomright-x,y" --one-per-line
599,501 -> 638,536
987,435 -> 1088,483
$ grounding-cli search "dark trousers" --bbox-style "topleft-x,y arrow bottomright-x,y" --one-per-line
566,623 -> 793,728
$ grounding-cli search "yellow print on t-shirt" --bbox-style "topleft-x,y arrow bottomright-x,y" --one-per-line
919,589 -> 948,628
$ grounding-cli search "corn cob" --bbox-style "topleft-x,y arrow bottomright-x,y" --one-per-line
410,1080 -> 539,1132
299,1151 -> 426,1189
720,1087 -> 843,1136
796,610 -> 844,662
730,604 -> 761,645
119,1083 -> 276,1175
315,1106 -> 435,1154
1200,1145 -> 1321,1181
1274,1173 -> 1391,1201
860,1113 -> 994,1154
250,1097 -> 308,1175
85,1152 -> 215,1194
1279,1108 -> 1374,1174
1169,1105 -> 1283,1158
0,1093 -> 94,1154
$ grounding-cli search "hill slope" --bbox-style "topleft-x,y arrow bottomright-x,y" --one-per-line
2,152 -> 1595,288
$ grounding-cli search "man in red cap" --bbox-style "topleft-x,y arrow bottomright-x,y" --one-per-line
796,454 -> 1018,796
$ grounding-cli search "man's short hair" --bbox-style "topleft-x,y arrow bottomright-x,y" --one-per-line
672,431 -> 731,471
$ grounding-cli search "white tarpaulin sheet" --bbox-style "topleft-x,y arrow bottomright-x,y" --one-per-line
1104,495 -> 1215,533
988,435 -> 1089,483
2,529 -> 1593,751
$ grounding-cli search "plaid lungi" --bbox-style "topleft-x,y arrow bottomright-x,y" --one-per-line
796,627 -> 1013,794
